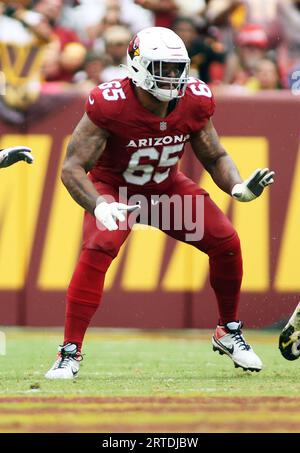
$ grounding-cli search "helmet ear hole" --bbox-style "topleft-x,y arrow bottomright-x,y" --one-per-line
144,79 -> 153,89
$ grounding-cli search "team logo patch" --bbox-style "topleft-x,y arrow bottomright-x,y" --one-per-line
128,35 -> 140,59
160,121 -> 167,131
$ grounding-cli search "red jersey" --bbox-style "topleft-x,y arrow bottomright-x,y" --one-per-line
86,77 -> 215,192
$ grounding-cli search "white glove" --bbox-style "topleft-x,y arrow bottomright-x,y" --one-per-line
231,168 -> 275,202
94,201 -> 140,231
0,146 -> 34,168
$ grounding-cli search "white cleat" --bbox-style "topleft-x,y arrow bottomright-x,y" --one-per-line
45,343 -> 82,380
279,302 -> 300,361
212,321 -> 263,372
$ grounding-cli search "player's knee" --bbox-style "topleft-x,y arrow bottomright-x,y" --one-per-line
82,247 -> 114,272
209,233 -> 243,286
99,239 -> 121,259
222,232 -> 241,257
83,237 -> 120,262
208,231 -> 242,258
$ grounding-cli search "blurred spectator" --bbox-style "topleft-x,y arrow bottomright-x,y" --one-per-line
223,23 -> 268,85
242,0 -> 281,48
172,16 -> 197,50
236,23 -> 268,49
134,0 -> 177,28
0,0 -> 52,112
0,0 -> 52,44
100,25 -> 131,82
74,51 -> 109,94
59,42 -> 87,80
205,0 -> 243,26
277,0 -> 300,87
41,40 -> 86,83
85,0 -> 123,45
173,0 -> 205,17
204,0 -> 245,52
245,59 -> 282,92
60,0 -> 106,41
172,17 -> 226,83
60,0 -> 153,42
242,0 -> 278,25
120,0 -> 154,33
87,0 -> 153,45
34,0 -> 80,49
34,0 -> 87,83
40,43 -> 61,82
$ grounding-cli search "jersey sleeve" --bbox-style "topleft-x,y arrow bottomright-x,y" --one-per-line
85,86 -> 109,130
195,80 -> 215,121
186,78 -> 216,130
203,92 -> 215,120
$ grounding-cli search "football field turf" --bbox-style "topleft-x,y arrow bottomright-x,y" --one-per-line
0,328 -> 300,433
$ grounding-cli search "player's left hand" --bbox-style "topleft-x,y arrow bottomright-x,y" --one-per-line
231,168 -> 275,202
0,146 -> 34,168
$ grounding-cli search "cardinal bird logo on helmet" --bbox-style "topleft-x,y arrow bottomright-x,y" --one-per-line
128,35 -> 140,58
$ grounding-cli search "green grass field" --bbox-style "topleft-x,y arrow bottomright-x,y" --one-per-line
0,328 -> 300,432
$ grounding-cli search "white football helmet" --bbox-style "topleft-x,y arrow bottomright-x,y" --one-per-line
126,27 -> 190,102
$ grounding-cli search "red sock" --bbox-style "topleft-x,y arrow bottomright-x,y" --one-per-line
209,234 -> 243,325
64,248 -> 113,351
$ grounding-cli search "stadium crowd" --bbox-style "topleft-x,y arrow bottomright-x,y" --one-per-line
0,0 -> 299,118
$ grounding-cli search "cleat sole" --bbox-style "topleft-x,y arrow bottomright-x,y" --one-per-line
279,325 -> 300,361
233,363 -> 261,373
213,346 -> 225,356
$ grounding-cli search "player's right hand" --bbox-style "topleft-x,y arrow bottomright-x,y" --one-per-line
94,201 -> 140,231
231,168 -> 275,202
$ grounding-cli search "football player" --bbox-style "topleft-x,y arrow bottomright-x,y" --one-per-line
0,146 -> 33,168
279,302 -> 300,361
45,27 -> 275,379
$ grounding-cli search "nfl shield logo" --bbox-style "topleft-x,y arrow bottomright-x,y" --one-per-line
160,121 -> 167,131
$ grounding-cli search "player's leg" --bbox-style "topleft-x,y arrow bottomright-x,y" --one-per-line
45,183 -> 131,379
279,302 -> 300,360
161,172 -> 262,372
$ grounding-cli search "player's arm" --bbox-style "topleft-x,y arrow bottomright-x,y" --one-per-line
191,119 -> 275,201
62,113 -> 140,229
191,118 -> 242,194
61,113 -> 110,215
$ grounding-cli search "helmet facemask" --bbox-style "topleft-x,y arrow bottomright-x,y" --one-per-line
145,60 -> 190,101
